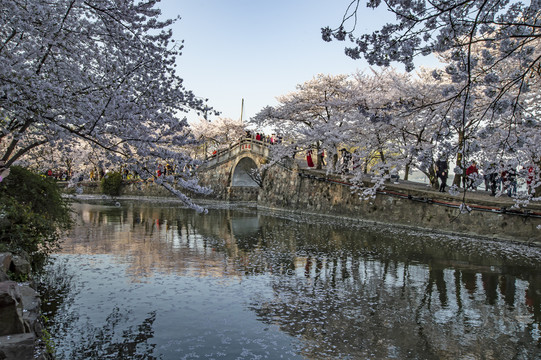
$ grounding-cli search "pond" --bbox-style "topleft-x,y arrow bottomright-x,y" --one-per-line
40,198 -> 541,359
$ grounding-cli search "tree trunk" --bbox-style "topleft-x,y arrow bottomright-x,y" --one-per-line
404,164 -> 410,181
428,164 -> 439,189
453,153 -> 463,187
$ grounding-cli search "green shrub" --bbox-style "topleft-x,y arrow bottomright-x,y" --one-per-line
100,171 -> 124,196
0,166 -> 72,267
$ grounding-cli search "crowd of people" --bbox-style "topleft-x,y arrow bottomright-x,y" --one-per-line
207,131 -> 282,159
305,147 -> 359,175
436,159 -> 536,196
45,169 -> 72,181
293,144 -> 537,197
246,131 -> 282,144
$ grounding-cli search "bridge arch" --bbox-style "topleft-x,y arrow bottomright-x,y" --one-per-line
231,157 -> 259,187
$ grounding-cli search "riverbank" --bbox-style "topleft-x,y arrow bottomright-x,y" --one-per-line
0,252 -> 50,359
196,158 -> 541,244
259,165 -> 541,244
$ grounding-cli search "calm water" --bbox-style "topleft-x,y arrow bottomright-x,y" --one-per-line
40,198 -> 541,360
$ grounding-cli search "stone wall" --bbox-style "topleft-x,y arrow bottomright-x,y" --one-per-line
257,160 -> 541,243
0,253 -> 50,360
228,186 -> 259,201
196,164 -> 233,200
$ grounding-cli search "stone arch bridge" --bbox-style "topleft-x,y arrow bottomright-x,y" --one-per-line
197,138 -> 270,201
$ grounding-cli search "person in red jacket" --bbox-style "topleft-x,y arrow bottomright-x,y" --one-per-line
465,161 -> 479,190
306,149 -> 314,167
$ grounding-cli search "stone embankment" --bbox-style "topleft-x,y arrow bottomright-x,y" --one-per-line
197,157 -> 541,243
0,252 -> 49,360
258,161 -> 541,243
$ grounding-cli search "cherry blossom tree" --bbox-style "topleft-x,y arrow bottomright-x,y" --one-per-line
428,45 -> 541,193
350,69 -> 450,185
0,0 -> 211,210
251,70 -> 447,188
18,138 -> 111,180
251,63 -> 541,201
190,116 -> 246,159
323,0 -> 541,76
252,74 -> 359,170
323,0 -> 541,199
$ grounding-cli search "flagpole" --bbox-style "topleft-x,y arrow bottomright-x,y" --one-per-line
240,98 -> 244,124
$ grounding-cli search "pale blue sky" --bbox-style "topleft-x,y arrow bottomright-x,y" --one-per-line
158,0 -> 438,123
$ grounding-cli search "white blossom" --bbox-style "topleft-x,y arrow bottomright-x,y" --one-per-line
0,0 -> 212,209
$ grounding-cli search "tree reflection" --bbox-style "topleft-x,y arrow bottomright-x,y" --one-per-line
59,308 -> 158,360
57,201 -> 541,358
184,206 -> 541,357
235,215 -> 541,358
249,260 -> 541,359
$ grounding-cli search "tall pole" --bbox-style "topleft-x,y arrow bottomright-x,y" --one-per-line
240,98 -> 244,124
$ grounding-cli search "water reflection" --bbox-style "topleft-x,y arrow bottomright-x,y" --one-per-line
44,199 -> 541,359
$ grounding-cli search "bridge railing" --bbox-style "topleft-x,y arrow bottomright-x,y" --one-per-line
202,138 -> 270,168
